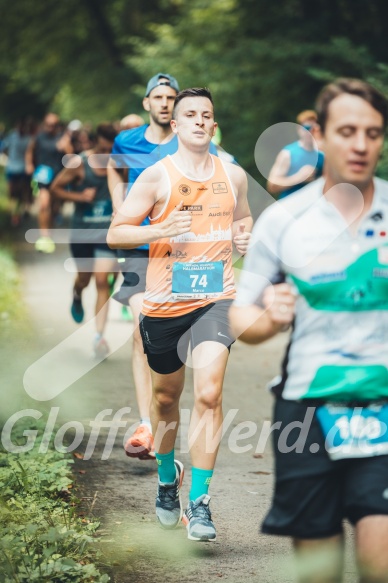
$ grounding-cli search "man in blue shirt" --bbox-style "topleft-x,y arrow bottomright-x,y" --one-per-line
108,73 -> 180,460
267,110 -> 324,199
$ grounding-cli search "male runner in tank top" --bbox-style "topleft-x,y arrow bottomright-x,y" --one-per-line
108,88 -> 252,541
51,123 -> 118,358
108,74 -> 218,461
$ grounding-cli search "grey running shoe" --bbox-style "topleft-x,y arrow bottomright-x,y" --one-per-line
183,494 -> 216,541
155,460 -> 184,529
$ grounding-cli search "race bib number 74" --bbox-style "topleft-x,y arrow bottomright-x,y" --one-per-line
172,261 -> 224,300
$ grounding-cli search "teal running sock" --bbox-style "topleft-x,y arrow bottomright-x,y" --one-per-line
190,467 -> 214,501
155,450 -> 176,483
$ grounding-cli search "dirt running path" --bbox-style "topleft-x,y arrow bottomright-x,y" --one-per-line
7,231 -> 356,583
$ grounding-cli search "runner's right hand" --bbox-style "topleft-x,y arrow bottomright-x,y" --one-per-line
262,283 -> 296,329
80,187 -> 97,203
160,200 -> 192,237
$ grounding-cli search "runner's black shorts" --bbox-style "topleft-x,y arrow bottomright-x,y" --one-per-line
37,181 -> 53,190
139,299 -> 234,374
70,234 -> 116,270
261,397 -> 388,539
112,248 -> 149,305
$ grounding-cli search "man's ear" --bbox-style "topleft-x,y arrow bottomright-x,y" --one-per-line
212,122 -> 218,137
170,119 -> 178,134
143,97 -> 150,112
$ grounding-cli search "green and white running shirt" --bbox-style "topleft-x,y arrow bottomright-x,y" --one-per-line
235,178 -> 388,401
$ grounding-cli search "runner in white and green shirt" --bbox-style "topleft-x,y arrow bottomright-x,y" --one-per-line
230,78 -> 388,583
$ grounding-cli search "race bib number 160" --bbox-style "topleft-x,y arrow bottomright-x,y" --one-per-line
316,403 -> 388,460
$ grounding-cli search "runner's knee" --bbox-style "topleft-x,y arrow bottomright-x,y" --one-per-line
39,189 -> 50,210
195,384 -> 222,411
153,384 -> 182,411
95,274 -> 109,292
75,272 -> 92,291
153,389 -> 176,410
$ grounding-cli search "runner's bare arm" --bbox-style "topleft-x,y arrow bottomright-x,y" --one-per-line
267,149 -> 315,196
229,283 -> 295,344
227,164 -> 253,254
107,157 -> 127,213
50,164 -> 96,203
25,138 -> 35,175
107,164 -> 192,249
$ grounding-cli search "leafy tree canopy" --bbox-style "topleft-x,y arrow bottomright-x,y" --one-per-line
1,0 -> 388,176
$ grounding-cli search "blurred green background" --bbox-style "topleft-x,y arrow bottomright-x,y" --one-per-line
2,0 -> 388,177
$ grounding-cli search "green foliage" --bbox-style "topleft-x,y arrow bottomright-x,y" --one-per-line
0,248 -> 109,581
0,245 -> 30,339
0,0 -> 177,124
127,0 -> 388,176
2,0 -> 388,139
0,174 -> 32,337
2,0 -> 388,171
0,419 -> 110,582
0,167 -> 12,229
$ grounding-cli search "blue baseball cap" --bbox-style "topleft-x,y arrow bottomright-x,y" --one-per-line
145,73 -> 180,97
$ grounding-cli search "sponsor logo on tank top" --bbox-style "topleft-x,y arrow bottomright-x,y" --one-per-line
163,249 -> 188,258
212,181 -> 228,194
179,184 -> 191,196
182,205 -> 203,214
170,224 -> 232,243
208,211 -> 232,217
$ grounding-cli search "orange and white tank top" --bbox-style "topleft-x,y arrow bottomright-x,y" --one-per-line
142,154 -> 236,317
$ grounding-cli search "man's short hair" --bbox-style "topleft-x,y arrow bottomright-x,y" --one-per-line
316,78 -> 388,133
172,87 -> 214,119
96,123 -> 117,142
296,110 -> 317,125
